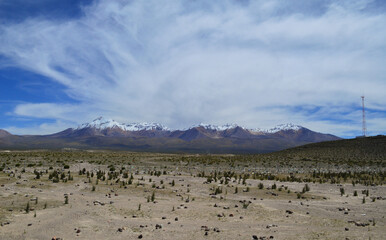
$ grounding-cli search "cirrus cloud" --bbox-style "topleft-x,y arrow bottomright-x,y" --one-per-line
0,0 -> 385,137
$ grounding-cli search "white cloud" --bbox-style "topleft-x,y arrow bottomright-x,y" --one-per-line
5,120 -> 74,135
0,0 -> 385,136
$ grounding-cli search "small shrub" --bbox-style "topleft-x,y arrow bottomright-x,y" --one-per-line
25,202 -> 30,213
340,188 -> 345,196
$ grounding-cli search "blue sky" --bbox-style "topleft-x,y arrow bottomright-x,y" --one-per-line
0,0 -> 385,138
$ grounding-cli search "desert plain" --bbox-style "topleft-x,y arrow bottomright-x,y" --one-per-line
0,151 -> 385,240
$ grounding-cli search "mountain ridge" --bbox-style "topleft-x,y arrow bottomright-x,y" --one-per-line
0,129 -> 11,138
72,117 -> 307,136
0,117 -> 341,153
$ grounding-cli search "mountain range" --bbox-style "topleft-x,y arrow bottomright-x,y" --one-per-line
0,117 -> 341,153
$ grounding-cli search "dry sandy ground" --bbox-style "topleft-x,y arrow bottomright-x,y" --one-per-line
0,166 -> 385,240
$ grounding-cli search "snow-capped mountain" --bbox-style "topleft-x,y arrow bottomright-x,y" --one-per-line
266,123 -> 302,133
77,117 -> 170,132
190,123 -> 240,131
75,117 -> 306,136
0,118 -> 341,153
71,117 -> 312,138
252,123 -> 303,134
191,122 -> 304,134
64,117 -> 313,141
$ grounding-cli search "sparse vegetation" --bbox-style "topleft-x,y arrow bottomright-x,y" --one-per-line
25,202 -> 30,214
0,147 -> 384,239
340,188 -> 345,196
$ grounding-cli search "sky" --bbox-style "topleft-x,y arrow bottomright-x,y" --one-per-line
0,0 -> 385,138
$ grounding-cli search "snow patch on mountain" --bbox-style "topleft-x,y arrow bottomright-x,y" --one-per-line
250,123 -> 303,133
264,123 -> 303,133
195,123 -> 240,131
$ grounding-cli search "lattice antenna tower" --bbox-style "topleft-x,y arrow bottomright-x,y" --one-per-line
361,96 -> 367,137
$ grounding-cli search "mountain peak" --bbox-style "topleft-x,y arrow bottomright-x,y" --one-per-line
250,123 -> 304,133
77,117 -> 121,130
0,129 -> 12,138
77,117 -> 170,131
266,123 -> 303,133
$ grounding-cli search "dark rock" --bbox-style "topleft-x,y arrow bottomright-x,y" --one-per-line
285,210 -> 293,214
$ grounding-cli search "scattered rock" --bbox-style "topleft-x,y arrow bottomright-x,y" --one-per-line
266,224 -> 278,229
201,226 -> 209,231
1,222 -> 10,226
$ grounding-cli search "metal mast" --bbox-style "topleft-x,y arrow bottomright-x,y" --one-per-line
361,96 -> 367,137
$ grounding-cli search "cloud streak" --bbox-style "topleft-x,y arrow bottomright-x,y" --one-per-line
0,0 -> 385,137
